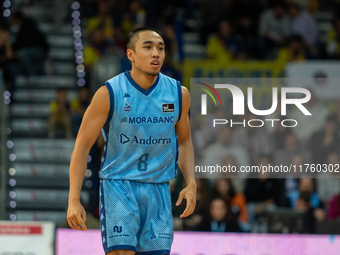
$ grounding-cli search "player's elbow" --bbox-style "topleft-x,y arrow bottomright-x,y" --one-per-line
74,136 -> 93,155
177,135 -> 190,146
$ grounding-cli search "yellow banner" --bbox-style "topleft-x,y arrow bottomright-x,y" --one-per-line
183,60 -> 286,88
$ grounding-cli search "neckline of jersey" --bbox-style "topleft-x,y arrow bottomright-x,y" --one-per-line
124,69 -> 160,96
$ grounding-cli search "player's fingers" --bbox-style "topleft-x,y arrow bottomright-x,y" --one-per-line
181,196 -> 197,217
81,210 -> 87,224
180,200 -> 195,218
176,191 -> 184,206
69,214 -> 83,231
76,214 -> 87,231
180,207 -> 189,218
67,212 -> 79,230
81,212 -> 88,231
68,218 -> 79,230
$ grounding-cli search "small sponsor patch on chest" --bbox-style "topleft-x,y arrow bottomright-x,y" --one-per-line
162,103 -> 175,112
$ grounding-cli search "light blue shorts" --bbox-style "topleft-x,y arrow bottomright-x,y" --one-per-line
99,179 -> 174,255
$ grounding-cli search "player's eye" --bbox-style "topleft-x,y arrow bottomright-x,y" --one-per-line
144,46 -> 151,49
159,47 -> 164,50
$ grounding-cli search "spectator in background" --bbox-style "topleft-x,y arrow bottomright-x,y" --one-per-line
234,0 -> 264,58
258,2 -> 291,59
288,177 -> 322,209
284,0 -> 318,13
11,11 -> 49,77
87,0 -> 115,40
207,20 -> 246,61
196,197 -> 242,232
221,155 -> 245,192
80,0 -> 98,19
202,126 -> 250,177
309,115 -> 340,165
326,18 -> 340,59
121,0 -> 146,37
285,154 -> 305,198
277,34 -> 315,61
71,86 -> 92,136
199,0 -> 235,45
162,24 -> 180,62
160,24 -> 181,81
48,88 -> 73,139
83,26 -> 112,80
0,24 -> 16,92
271,116 -> 292,149
327,192 -> 340,221
233,112 -> 274,160
274,132 -> 312,167
212,179 -> 249,229
288,3 -> 318,48
317,153 -> 340,204
288,88 -> 329,142
295,191 -> 317,233
244,155 -> 287,228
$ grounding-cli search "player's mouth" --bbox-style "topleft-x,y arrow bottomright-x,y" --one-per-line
150,59 -> 160,67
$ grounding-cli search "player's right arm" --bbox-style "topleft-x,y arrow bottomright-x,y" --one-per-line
67,85 -> 110,231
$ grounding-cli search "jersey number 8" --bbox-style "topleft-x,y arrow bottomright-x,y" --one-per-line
138,153 -> 149,171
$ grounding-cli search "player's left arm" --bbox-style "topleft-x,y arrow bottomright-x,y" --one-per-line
175,86 -> 197,218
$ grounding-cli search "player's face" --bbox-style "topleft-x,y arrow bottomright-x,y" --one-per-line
131,31 -> 165,76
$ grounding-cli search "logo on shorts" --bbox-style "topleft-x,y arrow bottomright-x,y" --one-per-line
113,225 -> 122,233
124,102 -> 132,113
162,103 -> 174,112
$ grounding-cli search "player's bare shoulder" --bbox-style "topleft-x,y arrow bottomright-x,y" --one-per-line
89,85 -> 110,115
181,86 -> 190,111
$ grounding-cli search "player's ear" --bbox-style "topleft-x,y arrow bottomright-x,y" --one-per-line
126,49 -> 135,63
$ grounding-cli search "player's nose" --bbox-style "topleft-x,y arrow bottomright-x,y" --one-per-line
151,46 -> 159,58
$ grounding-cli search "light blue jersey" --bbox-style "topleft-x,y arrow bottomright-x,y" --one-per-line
100,69 -> 182,183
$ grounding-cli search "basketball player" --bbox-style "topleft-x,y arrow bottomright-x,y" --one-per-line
67,27 -> 197,255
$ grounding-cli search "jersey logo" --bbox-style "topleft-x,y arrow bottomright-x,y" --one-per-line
123,93 -> 131,98
124,102 -> 132,113
119,117 -> 128,124
119,133 -> 171,145
120,133 -> 130,144
162,103 -> 175,112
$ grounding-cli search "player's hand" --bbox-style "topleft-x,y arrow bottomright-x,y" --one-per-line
176,181 -> 197,218
67,200 -> 87,231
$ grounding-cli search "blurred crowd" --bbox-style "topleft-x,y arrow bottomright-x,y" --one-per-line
78,0 -> 340,74
203,0 -> 340,61
186,90 -> 340,233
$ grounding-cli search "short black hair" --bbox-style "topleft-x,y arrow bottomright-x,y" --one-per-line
127,27 -> 161,51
